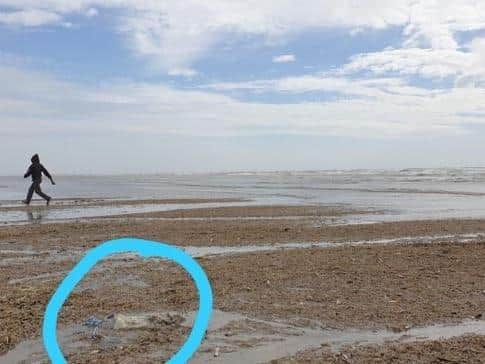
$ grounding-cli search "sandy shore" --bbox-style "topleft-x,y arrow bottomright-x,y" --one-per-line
0,202 -> 484,363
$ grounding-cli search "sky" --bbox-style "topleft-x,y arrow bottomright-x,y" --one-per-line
2,1 -> 485,174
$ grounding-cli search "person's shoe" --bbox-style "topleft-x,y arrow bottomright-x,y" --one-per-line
46,197 -> 51,206
22,200 -> 29,205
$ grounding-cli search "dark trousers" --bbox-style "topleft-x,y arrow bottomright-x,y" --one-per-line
26,180 -> 50,203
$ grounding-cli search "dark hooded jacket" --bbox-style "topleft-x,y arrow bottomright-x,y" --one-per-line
24,154 -> 52,182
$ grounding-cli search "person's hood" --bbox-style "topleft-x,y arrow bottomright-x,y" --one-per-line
31,154 -> 40,164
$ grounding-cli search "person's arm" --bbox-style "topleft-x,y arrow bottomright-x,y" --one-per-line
41,165 -> 55,184
24,166 -> 32,179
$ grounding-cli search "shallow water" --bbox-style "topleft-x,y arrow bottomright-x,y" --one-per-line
193,318 -> 485,363
3,169 -> 485,224
0,200 -> 268,224
2,307 -> 484,364
182,232 -> 485,257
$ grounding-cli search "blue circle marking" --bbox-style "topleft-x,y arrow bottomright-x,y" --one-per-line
43,238 -> 213,364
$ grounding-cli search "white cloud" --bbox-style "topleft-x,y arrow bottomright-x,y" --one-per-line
4,2 -> 485,172
119,7 -> 221,75
86,8 -> 99,18
338,35 -> 485,85
349,27 -> 364,36
2,64 -> 485,142
111,0 -> 409,74
0,9 -> 62,27
272,54 -> 296,63
203,75 -> 444,101
2,1 -> 485,75
331,2 -> 485,83
403,1 -> 485,49
167,67 -> 198,77
339,48 -> 472,79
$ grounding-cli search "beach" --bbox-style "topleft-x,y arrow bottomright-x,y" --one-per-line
6,1 -> 485,362
0,171 -> 484,363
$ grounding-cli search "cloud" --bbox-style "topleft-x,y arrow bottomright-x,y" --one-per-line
167,67 -> 198,77
3,1 -> 485,75
272,54 -> 296,63
119,7 -> 220,75
331,2 -> 485,83
2,63 -> 485,143
0,1 -> 414,74
111,0 -> 409,74
0,9 -> 62,27
339,48 -> 472,79
402,1 -> 485,49
86,8 -> 99,18
337,35 -> 485,86
4,2 -> 485,173
203,75 -> 443,100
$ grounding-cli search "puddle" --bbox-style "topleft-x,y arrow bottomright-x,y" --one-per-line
0,325 -> 86,364
183,243 -> 335,258
2,308 -> 484,364
191,314 -> 485,363
182,232 -> 485,258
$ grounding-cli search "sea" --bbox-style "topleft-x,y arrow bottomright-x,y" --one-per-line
2,168 -> 485,224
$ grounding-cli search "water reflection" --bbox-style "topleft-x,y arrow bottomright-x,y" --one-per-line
26,209 -> 49,223
2,201 -> 259,224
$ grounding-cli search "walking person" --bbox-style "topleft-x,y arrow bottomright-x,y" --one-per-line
23,154 -> 55,205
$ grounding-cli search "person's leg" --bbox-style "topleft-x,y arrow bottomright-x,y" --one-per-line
23,183 -> 35,204
34,182 -> 51,203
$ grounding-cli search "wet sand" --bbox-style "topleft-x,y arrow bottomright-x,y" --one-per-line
0,202 -> 484,363
109,205 -> 361,218
274,334 -> 485,363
